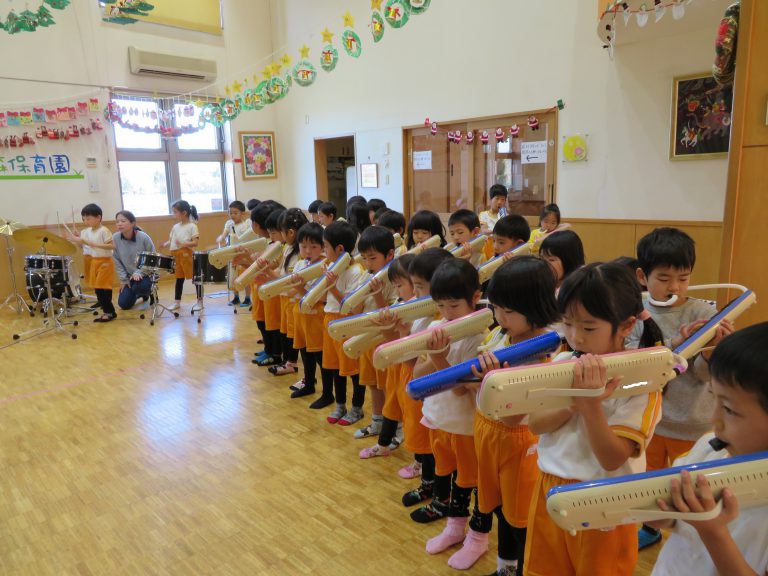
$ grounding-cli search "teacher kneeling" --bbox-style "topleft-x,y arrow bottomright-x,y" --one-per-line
113,210 -> 155,310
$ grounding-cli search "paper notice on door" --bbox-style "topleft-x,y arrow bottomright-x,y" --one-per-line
521,141 -> 547,164
413,151 -> 432,170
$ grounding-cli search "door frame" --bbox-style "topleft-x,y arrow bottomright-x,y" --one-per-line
314,133 -> 357,202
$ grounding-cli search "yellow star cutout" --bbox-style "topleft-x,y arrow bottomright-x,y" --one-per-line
252,73 -> 259,84
271,61 -> 282,75
321,27 -> 334,44
262,65 -> 273,78
281,54 -> 292,68
299,44 -> 310,59
343,11 -> 354,28
371,0 -> 382,10
231,80 -> 242,94
193,99 -> 204,108
224,85 -> 231,96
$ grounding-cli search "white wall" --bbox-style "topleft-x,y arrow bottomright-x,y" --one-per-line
268,0 -> 729,221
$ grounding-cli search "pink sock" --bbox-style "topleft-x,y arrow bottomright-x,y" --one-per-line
447,528 -> 489,570
426,516 -> 466,554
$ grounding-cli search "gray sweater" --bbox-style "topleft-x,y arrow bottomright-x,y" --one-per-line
626,297 -> 717,441
112,230 -> 156,283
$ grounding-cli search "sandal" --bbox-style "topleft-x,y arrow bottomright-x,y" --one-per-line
272,362 -> 298,376
93,313 -> 117,323
255,355 -> 280,367
359,444 -> 391,459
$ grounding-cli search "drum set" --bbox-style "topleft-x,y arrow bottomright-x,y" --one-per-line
134,251 -> 180,326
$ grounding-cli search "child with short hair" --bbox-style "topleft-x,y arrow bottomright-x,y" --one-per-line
539,230 -> 585,289
366,198 -> 386,224
649,322 -> 768,576
70,203 -> 117,322
307,199 -> 323,223
317,202 -> 337,227
528,203 -> 570,254
217,200 -> 252,308
321,221 -> 369,425
254,209 -> 287,367
524,262 -> 664,576
479,184 -> 509,235
447,209 -> 486,267
492,214 -> 531,256
406,209 -> 447,249
162,200 -> 200,311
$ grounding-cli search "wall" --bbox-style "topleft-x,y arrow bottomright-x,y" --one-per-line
269,0 -> 729,220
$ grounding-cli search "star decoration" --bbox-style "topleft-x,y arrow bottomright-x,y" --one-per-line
252,74 -> 259,84
281,54 -> 292,68
231,80 -> 242,94
371,0 -> 382,10
271,61 -> 282,75
224,85 -> 231,96
299,44 -> 310,58
193,99 -> 204,108
321,27 -> 334,43
262,65 -> 273,78
343,11 -> 354,28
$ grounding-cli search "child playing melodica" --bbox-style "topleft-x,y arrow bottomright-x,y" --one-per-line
162,200 -> 200,311
649,323 -> 768,576
217,200 -> 252,308
448,209 -> 487,267
524,262 -> 664,576
528,203 -> 570,254
415,258 -> 490,570
479,184 -> 508,235
469,256 -> 560,576
377,210 -> 407,256
406,209 -> 447,250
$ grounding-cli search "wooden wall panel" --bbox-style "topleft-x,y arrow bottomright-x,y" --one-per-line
567,221 -> 638,264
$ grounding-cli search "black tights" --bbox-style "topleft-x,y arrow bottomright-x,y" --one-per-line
95,288 -> 115,315
264,329 -> 282,360
174,278 -> 201,301
332,373 -> 365,407
377,417 -> 400,448
495,508 -> 526,569
281,334 -> 298,363
300,349 -> 321,385
448,479 -> 493,533
415,453 -> 436,483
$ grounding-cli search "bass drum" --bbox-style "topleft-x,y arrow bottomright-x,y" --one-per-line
193,251 -> 228,284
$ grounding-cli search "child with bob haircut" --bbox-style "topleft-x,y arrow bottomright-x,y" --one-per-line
539,230 -> 585,290
528,203 -> 570,254
406,209 -> 447,249
479,184 -> 509,235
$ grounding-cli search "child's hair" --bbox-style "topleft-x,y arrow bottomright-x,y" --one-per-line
229,200 -> 246,212
406,210 -> 446,248
297,222 -> 324,247
373,206 -> 391,225
279,208 -> 309,271
487,256 -> 559,329
318,201 -> 337,218
493,214 -> 531,243
540,230 -> 585,279
388,253 -> 415,283
323,220 -> 357,254
613,255 -> 640,271
172,200 -> 198,221
448,209 -> 481,233
409,247 -> 454,282
246,198 -> 260,211
250,200 -> 286,230
81,203 -> 103,218
367,198 -> 386,215
265,209 -> 285,232
710,322 -> 768,413
636,227 -> 696,276
489,184 -> 508,200
308,199 -> 323,214
558,262 -> 663,348
346,202 -> 371,235
540,203 -> 561,225
358,225 -> 395,256
430,258 -> 480,303
348,195 -> 367,206
377,210 -> 406,235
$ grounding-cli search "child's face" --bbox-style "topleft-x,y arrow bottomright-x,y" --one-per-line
448,223 -> 475,245
411,229 -> 432,244
411,274 -> 430,299
322,239 -> 341,264
540,213 -> 558,232
435,295 -> 478,322
491,303 -> 532,340
268,229 -> 283,243
83,214 -> 101,228
282,228 -> 296,246
562,303 -> 634,355
490,195 -> 506,213
392,277 -> 414,301
639,266 -> 692,308
542,252 -> 564,284
360,248 -> 393,274
229,208 -> 244,223
300,239 -> 324,262
251,221 -> 268,238
493,235 -> 521,256
172,207 -> 184,221
318,212 -> 333,227
710,378 -> 768,456
369,210 -> 376,225
310,213 -> 321,223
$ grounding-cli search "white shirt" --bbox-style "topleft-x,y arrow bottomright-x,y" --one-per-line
536,351 -> 662,481
221,219 -> 251,245
652,433 -> 768,576
80,225 -> 112,258
169,222 -> 199,251
479,210 -> 501,232
324,262 -> 367,314
420,319 -> 487,436
362,272 -> 398,313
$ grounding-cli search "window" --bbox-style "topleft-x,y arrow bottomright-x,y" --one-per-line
114,96 -> 228,217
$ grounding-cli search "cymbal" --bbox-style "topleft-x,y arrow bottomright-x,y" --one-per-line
0,218 -> 27,236
13,228 -> 77,256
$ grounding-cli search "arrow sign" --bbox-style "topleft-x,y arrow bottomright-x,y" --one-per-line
521,141 -> 547,164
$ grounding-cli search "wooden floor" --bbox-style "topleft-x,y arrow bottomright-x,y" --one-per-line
0,286 -> 662,575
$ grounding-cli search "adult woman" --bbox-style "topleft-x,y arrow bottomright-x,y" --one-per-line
113,210 -> 155,310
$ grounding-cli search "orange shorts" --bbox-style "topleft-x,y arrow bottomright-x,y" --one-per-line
322,312 -> 359,376
523,471 -> 638,576
264,292 -> 282,331
292,301 -> 306,348
382,364 -> 402,420
173,248 -> 193,279
82,254 -> 92,286
474,414 -> 539,525
430,428 -> 478,488
251,280 -> 265,321
296,302 -> 324,352
89,257 -> 114,290
284,299 -> 297,339
279,295 -> 290,334
359,349 -> 387,388
646,434 -> 696,471
482,236 -> 495,262
391,363 -> 431,454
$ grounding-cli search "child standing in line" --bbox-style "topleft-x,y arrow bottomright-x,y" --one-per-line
479,184 -> 508,235
406,210 -> 447,249
317,202 -> 338,227
162,200 -> 200,311
528,203 -> 570,254
524,262 -> 664,576
447,209 -> 487,267
254,209 -> 287,368
217,200 -> 253,308
539,230 -> 585,290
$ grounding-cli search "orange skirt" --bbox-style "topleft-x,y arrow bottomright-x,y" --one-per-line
89,257 -> 114,290
172,248 -> 193,279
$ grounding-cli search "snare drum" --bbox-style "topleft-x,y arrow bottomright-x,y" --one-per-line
24,255 -> 72,302
193,251 -> 228,284
136,251 -> 175,275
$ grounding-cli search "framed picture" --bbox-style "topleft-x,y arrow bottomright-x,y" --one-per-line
239,131 -> 277,179
670,73 -> 733,160
360,163 -> 378,188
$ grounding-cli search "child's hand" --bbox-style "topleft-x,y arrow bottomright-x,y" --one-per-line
268,258 -> 281,270
368,276 -> 384,293
571,354 -> 621,411
470,351 -> 509,379
457,245 -> 472,259
290,273 -> 304,286
672,319 -> 709,348
702,319 -> 734,359
426,328 -> 451,354
501,250 -> 516,262
162,240 -> 170,249
324,269 -> 338,286
657,470 -> 740,536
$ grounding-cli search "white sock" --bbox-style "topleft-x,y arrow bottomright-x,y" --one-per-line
498,557 -> 517,571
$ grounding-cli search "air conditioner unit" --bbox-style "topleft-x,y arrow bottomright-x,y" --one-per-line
128,47 -> 217,82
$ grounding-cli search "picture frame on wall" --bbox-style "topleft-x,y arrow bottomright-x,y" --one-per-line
239,131 -> 277,179
670,73 -> 733,161
360,163 -> 378,188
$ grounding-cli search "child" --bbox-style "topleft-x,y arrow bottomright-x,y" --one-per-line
479,184 -> 509,235
378,210 -> 407,256
217,200 -> 252,308
539,230 -> 585,290
366,198 -> 386,224
307,199 -> 323,223
347,202 -> 371,237
492,214 -> 531,257
254,209 -> 287,367
470,256 -> 560,576
70,203 -> 117,322
649,323 -> 768,576
270,208 -> 309,376
447,209 -> 486,267
352,226 -> 398,440
289,222 -> 327,401
528,203 -> 570,254
246,198 -> 260,212
524,262 -> 664,576
415,259 -> 490,570
406,209 -> 446,249
321,221 -> 369,425
162,200 -> 200,311
317,202 -> 338,227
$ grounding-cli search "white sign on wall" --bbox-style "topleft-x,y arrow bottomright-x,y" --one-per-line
521,141 -> 547,164
413,150 -> 432,170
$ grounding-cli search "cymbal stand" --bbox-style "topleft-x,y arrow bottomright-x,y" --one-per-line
139,270 -> 179,326
0,234 -> 31,315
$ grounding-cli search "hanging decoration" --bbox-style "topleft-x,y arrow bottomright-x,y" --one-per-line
292,45 -> 317,87
1,1 -> 70,34
527,115 -> 540,131
598,0 -> 697,51
104,101 -> 205,138
409,0 -> 431,15
712,2 -> 739,87
341,12 -> 363,58
319,27 -> 339,72
384,0 -> 410,28
509,124 -> 520,138
371,10 -> 385,42
102,0 -> 156,25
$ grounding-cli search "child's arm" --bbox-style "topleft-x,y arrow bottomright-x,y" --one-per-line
179,236 -> 199,249
369,277 -> 388,309
77,235 -> 113,250
325,269 -> 344,304
528,408 -> 575,435
413,329 -> 450,378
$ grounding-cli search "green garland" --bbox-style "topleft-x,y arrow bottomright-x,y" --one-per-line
1,1 -> 69,34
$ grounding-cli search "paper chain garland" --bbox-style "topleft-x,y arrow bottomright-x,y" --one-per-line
0,0 -> 70,34
104,102 -> 205,138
